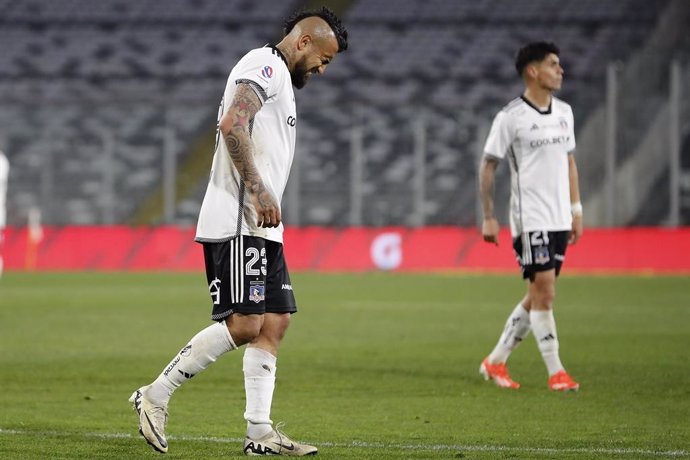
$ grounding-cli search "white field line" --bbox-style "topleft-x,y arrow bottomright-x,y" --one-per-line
0,428 -> 688,457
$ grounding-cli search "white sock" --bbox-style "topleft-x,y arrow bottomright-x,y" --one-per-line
488,302 -> 531,364
146,321 -> 236,406
530,309 -> 564,376
244,347 -> 277,439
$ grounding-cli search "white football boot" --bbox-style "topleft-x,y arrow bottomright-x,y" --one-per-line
129,386 -> 169,453
243,424 -> 317,456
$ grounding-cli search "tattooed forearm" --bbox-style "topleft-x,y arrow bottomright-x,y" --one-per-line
220,83 -> 264,192
225,130 -> 265,194
479,156 -> 499,219
217,82 -> 281,227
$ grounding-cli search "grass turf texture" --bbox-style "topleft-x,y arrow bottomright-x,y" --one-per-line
0,272 -> 688,459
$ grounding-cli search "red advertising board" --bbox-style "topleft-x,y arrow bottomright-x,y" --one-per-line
2,226 -> 689,273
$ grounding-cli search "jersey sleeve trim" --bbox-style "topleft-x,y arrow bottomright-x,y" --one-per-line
235,79 -> 268,103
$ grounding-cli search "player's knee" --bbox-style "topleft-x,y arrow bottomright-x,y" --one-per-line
269,313 -> 291,333
225,314 -> 263,346
541,291 -> 555,308
535,285 -> 555,308
530,276 -> 556,308
257,313 -> 291,343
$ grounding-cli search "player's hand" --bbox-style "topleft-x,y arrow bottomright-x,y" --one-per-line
251,188 -> 281,228
568,213 -> 583,244
482,217 -> 500,246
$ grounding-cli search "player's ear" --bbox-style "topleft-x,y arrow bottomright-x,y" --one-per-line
297,34 -> 312,51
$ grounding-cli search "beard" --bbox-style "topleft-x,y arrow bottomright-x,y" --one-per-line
290,56 -> 311,89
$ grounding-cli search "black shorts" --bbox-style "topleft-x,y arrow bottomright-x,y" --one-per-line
512,230 -> 569,281
202,236 -> 297,320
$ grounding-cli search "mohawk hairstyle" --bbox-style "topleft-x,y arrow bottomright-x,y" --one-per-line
515,42 -> 559,77
283,6 -> 348,53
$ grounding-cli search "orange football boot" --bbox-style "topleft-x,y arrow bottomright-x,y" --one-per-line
479,358 -> 520,389
548,370 -> 580,391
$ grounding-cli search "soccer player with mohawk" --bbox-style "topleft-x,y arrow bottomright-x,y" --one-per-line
130,7 -> 347,456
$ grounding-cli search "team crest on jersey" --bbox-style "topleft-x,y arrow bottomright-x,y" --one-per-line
249,282 -> 265,303
261,66 -> 273,79
534,246 -> 550,265
559,117 -> 568,130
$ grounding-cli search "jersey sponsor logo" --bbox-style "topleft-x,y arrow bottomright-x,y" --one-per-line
261,66 -> 273,79
529,135 -> 570,148
286,115 -> 296,127
249,282 -> 265,303
282,284 -> 293,290
209,277 -> 221,305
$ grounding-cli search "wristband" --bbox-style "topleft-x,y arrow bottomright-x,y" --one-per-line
571,201 -> 583,216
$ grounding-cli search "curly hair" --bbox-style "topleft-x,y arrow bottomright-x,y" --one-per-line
283,6 -> 348,53
515,42 -> 559,77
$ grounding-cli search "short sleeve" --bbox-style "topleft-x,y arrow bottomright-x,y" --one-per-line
483,110 -> 514,160
566,109 -> 576,153
232,51 -> 284,104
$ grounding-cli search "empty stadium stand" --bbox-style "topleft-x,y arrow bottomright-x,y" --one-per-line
0,0 -> 674,226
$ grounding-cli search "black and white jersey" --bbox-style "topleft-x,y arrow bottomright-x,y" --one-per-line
196,46 -> 296,244
484,96 -> 576,237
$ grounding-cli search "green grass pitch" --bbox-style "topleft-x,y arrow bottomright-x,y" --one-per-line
0,272 -> 688,459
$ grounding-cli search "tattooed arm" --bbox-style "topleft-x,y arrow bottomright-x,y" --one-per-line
479,156 -> 500,245
218,83 -> 281,228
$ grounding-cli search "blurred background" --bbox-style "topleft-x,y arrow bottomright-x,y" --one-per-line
1,0 -> 689,231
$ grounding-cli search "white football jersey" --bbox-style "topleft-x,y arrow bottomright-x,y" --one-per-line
0,151 -> 8,229
484,96 -> 576,237
196,46 -> 296,244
